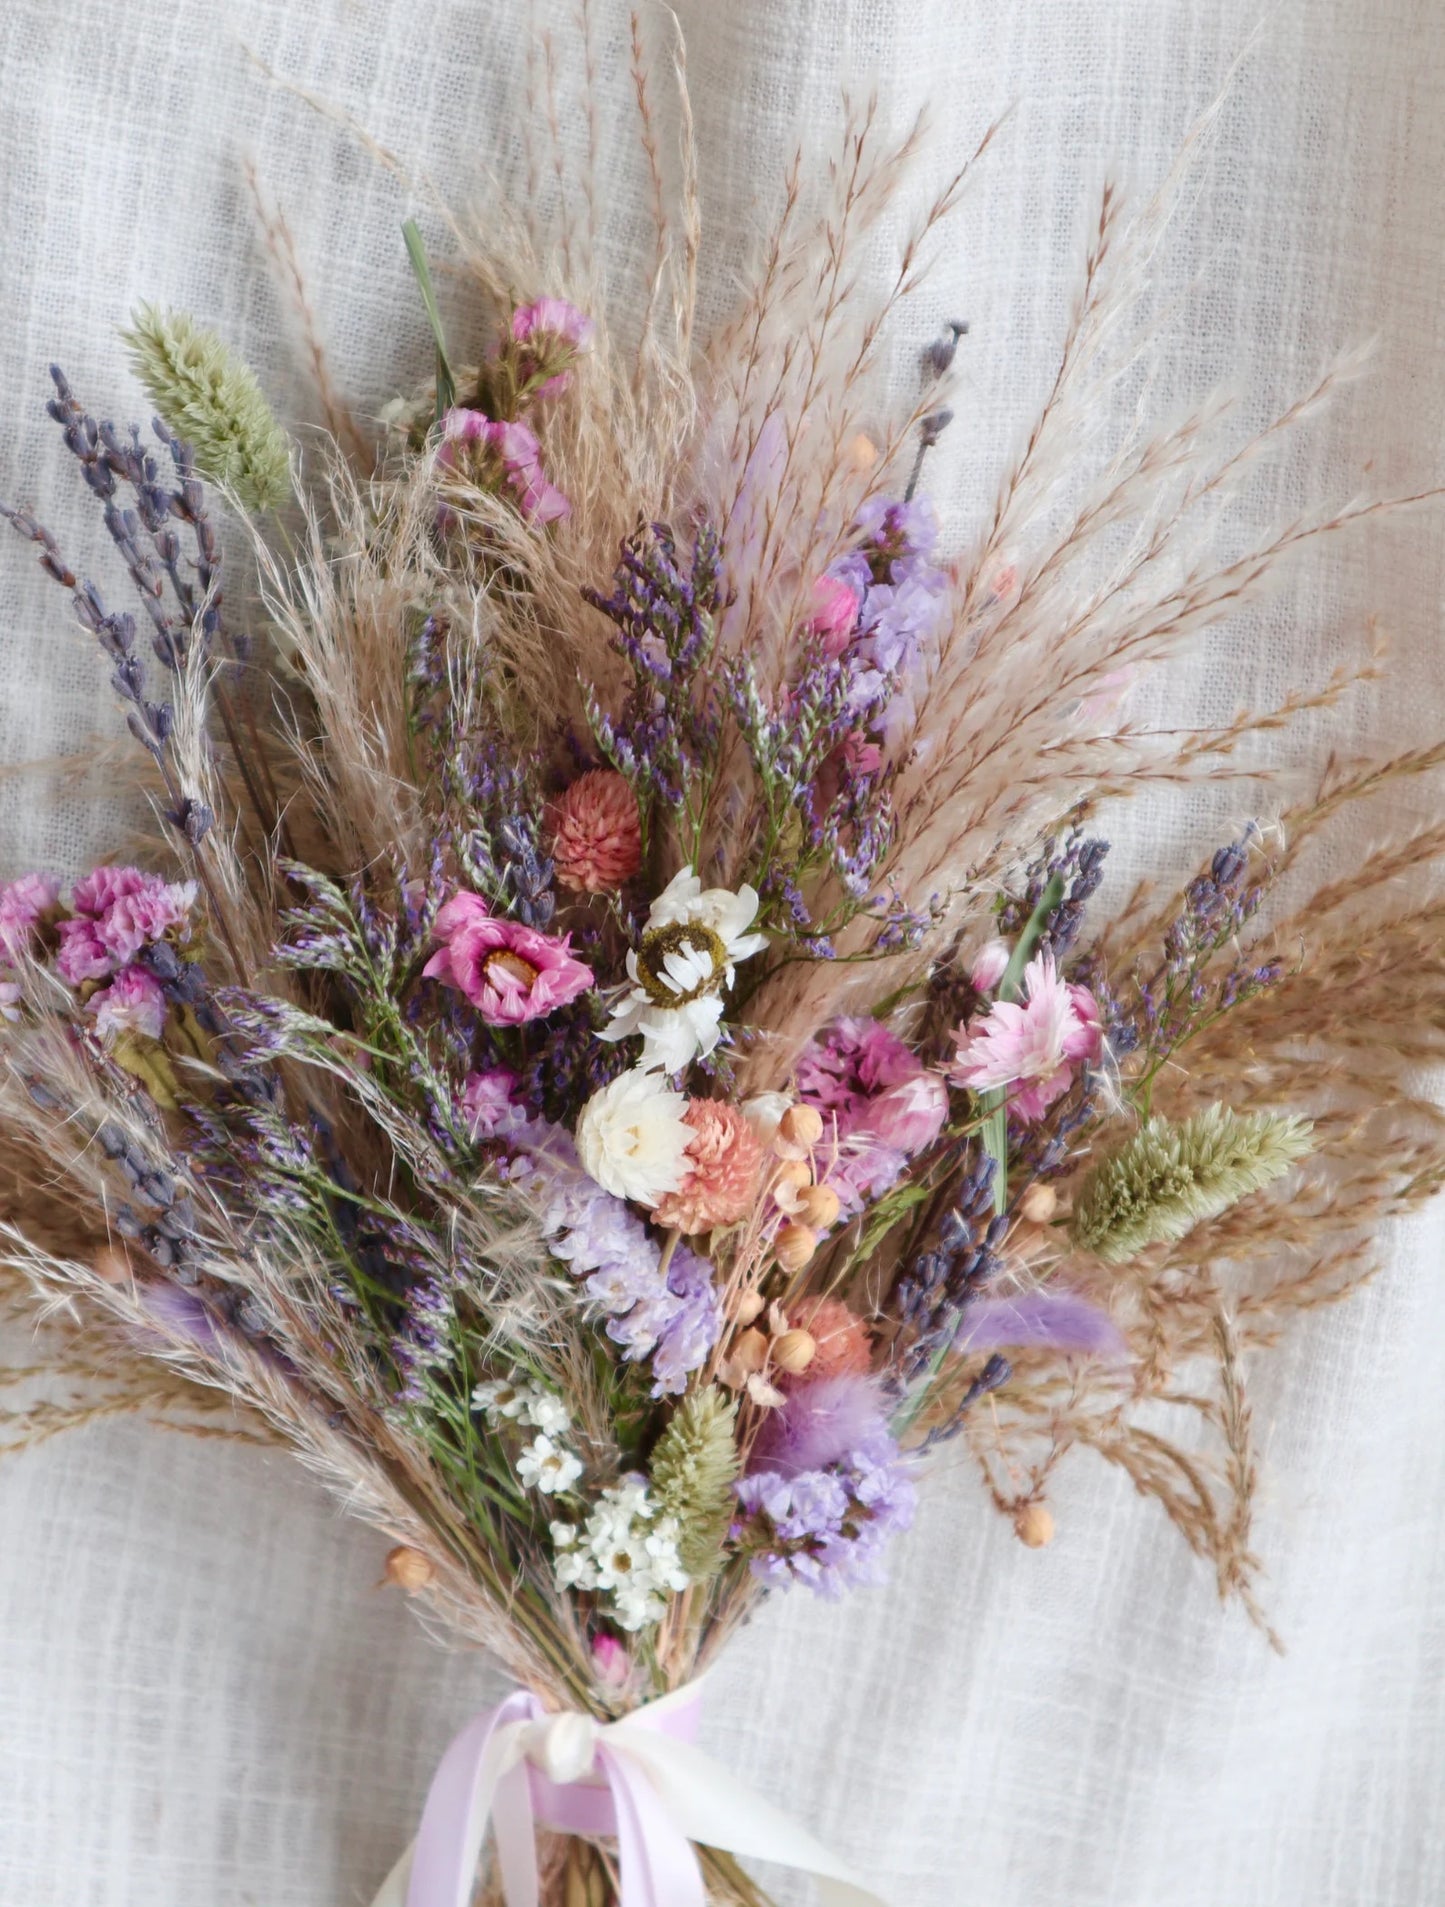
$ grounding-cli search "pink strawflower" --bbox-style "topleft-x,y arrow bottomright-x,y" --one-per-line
808,575 -> 861,658
89,964 -> 167,1042
423,892 -> 593,1025
437,409 -> 571,524
550,770 -> 642,894
950,949 -> 1101,1123
789,1297 -> 874,1382
510,297 -> 595,397
56,918 -> 114,984
0,872 -> 60,960
461,1066 -> 528,1138
652,1100 -> 763,1235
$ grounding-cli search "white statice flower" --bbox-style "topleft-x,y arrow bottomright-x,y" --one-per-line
547,1478 -> 691,1632
576,1067 -> 691,1206
517,1435 -> 584,1495
601,867 -> 768,1072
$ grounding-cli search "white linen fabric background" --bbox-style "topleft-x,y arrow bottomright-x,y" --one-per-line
0,2 -> 1442,1904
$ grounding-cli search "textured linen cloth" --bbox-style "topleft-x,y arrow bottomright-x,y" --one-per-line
1,3 -> 1443,1904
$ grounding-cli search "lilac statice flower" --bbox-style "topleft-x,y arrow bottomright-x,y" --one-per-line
460,1067 -> 529,1139
824,496 -> 951,752
504,1123 -> 719,1397
734,1375 -> 915,1597
795,1017 -> 948,1221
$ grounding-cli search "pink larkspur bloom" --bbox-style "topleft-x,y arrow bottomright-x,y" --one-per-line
437,409 -> 571,524
89,964 -> 167,1042
0,872 -> 60,959
461,1067 -> 528,1139
968,939 -> 1011,993
808,575 -> 861,658
950,950 -> 1102,1124
423,892 -> 592,1025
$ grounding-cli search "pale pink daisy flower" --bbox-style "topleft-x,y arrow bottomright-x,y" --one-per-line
510,297 -> 595,397
950,950 -> 1103,1124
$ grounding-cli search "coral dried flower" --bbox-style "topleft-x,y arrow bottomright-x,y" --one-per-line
789,1297 -> 874,1381
550,770 -> 642,894
653,1100 -> 764,1234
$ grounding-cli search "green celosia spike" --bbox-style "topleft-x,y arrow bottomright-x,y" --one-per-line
121,305 -> 292,513
649,1388 -> 739,1580
1071,1104 -> 1314,1266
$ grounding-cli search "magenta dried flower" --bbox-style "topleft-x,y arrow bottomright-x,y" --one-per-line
423,892 -> 593,1025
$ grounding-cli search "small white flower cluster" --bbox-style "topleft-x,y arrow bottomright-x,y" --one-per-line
551,1478 -> 689,1632
472,1377 -> 583,1496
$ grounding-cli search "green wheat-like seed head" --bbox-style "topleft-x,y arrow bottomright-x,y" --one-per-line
122,305 -> 292,513
649,1387 -> 740,1580
1071,1104 -> 1315,1266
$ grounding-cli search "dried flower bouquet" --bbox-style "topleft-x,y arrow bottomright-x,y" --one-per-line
2,32 -> 1443,1907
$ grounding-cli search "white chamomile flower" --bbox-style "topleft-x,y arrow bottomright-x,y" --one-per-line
517,1435 -> 583,1496
471,1378 -> 532,1420
576,1067 -> 691,1206
601,867 -> 767,1072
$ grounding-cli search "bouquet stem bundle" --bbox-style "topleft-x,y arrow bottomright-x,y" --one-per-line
2,25 -> 1443,1904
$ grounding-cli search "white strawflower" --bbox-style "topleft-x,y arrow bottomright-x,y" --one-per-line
526,1392 -> 572,1437
576,1068 -> 691,1205
601,867 -> 767,1072
517,1434 -> 583,1495
471,1378 -> 533,1419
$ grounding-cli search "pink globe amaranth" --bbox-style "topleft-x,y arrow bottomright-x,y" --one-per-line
550,769 -> 642,894
652,1100 -> 763,1235
423,892 -> 593,1025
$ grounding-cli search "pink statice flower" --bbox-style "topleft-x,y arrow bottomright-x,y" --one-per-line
89,964 -> 167,1042
56,918 -> 115,984
423,891 -> 593,1025
796,1018 -> 947,1220
437,408 -> 571,524
949,949 -> 1103,1123
0,872 -> 60,959
66,866 -> 196,970
510,298 -> 595,397
461,1066 -> 528,1139
808,574 -> 861,658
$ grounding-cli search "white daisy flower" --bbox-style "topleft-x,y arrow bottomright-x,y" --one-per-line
471,1378 -> 532,1419
601,867 -> 767,1072
526,1392 -> 572,1437
576,1067 -> 691,1205
517,1435 -> 583,1495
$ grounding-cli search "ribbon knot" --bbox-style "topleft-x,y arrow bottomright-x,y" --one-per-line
369,1679 -> 886,1907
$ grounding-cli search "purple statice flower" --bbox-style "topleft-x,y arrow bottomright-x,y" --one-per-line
795,1018 -> 948,1221
734,1375 -> 915,1597
504,1123 -> 719,1397
460,1067 -> 528,1139
582,520 -> 722,821
823,496 -> 950,753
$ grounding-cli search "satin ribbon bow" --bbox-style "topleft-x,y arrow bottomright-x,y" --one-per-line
370,1680 -> 886,1907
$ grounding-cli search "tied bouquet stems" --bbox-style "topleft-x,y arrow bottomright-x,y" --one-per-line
3,29 -> 1445,1905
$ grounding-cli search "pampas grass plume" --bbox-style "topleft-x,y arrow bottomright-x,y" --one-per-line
122,305 -> 292,512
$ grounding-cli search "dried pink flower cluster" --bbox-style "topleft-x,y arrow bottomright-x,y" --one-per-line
796,1017 -> 948,1218
549,770 -> 642,894
652,1099 -> 763,1234
437,408 -> 570,525
424,893 -> 593,1025
510,297 -> 595,397
950,948 -> 1103,1122
56,866 -> 196,984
